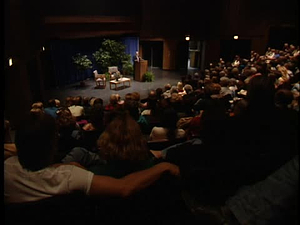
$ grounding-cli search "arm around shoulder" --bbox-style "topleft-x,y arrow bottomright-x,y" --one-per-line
89,162 -> 180,198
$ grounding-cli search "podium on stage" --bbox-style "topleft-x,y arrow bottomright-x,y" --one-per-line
134,60 -> 148,81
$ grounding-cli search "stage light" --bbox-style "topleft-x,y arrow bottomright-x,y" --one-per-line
185,35 -> 190,41
234,35 -> 239,40
42,46 -> 45,51
8,58 -> 13,67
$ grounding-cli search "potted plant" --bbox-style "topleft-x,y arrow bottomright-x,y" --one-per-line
72,53 -> 93,86
143,71 -> 155,82
122,54 -> 134,75
93,39 -> 130,73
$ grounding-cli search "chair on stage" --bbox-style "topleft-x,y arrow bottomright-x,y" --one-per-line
93,70 -> 106,89
108,66 -> 120,81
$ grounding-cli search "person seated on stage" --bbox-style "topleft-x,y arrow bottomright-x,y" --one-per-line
4,112 -> 180,204
44,99 -> 58,119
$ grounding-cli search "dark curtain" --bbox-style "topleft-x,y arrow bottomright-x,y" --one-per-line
48,36 -> 139,88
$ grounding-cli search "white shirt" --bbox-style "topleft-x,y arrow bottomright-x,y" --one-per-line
149,127 -> 186,141
68,105 -> 84,117
4,156 -> 94,203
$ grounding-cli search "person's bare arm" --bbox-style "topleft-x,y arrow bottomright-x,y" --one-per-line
89,162 -> 180,198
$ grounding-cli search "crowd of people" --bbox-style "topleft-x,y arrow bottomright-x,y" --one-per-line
4,43 -> 299,224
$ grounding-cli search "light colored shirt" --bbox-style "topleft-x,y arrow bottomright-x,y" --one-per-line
4,156 -> 94,203
149,127 -> 186,141
68,105 -> 84,117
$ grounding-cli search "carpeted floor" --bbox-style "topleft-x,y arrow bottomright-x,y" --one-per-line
44,67 -> 197,105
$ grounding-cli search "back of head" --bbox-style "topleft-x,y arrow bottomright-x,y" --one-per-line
15,113 -> 57,171
164,83 -> 171,91
98,113 -> 148,162
90,104 -> 104,130
109,94 -> 119,105
184,84 -> 193,94
274,89 -> 294,107
93,98 -> 103,106
74,96 -> 82,105
204,83 -> 221,96
48,99 -> 56,108
247,75 -> 275,110
131,92 -> 140,102
124,99 -> 140,121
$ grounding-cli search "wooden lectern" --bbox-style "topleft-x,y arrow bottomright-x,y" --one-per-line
134,60 -> 148,81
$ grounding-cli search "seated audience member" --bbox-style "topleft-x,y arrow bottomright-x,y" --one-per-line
141,90 -> 158,116
55,107 -> 81,158
149,108 -> 186,142
156,88 -> 164,101
31,101 -> 44,110
4,119 -> 17,160
182,84 -> 198,117
228,75 -> 298,185
4,113 -> 180,204
54,99 -> 60,108
64,96 -> 73,107
64,112 -> 156,177
193,83 -> 227,116
82,96 -> 93,121
124,99 -> 150,134
177,82 -> 186,96
44,99 -> 58,119
31,101 -> 44,116
190,155 -> 298,225
104,94 -> 119,111
162,83 -> 172,99
68,96 -> 85,121
80,103 -> 105,152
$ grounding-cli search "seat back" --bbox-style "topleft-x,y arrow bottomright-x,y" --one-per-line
108,66 -> 119,74
5,192 -> 94,224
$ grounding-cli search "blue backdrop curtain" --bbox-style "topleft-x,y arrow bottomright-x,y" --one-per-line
121,37 -> 139,64
49,36 -> 139,87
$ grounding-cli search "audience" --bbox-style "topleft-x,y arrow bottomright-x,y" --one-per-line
5,42 -> 299,224
4,113 -> 180,204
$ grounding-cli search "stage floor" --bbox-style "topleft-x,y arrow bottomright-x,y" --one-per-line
44,68 -> 193,105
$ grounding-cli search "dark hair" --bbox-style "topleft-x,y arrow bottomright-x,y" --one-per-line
90,104 -> 104,130
15,113 -> 57,171
48,99 -> 56,107
161,108 -> 178,141
124,99 -> 140,121
247,75 -> 275,110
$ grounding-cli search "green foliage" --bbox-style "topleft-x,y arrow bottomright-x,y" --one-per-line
143,71 -> 155,82
104,72 -> 110,80
93,39 -> 129,73
72,53 -> 93,71
123,61 -> 133,75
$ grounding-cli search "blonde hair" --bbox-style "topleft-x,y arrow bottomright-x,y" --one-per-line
97,113 -> 149,162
